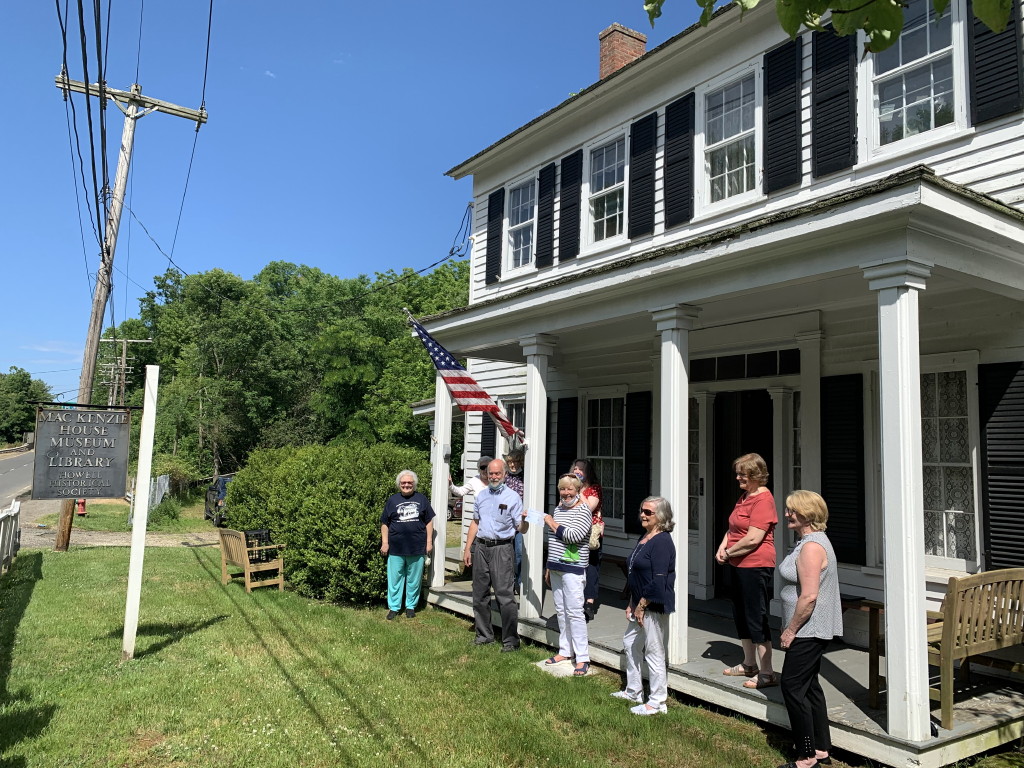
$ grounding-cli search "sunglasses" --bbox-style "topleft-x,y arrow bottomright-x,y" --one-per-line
639,508 -> 655,516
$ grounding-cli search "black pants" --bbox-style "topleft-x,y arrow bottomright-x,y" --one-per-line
781,636 -> 832,759
471,540 -> 519,649
729,565 -> 773,643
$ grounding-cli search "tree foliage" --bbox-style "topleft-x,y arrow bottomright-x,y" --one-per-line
110,259 -> 468,483
0,368 -> 52,444
644,0 -> 1015,52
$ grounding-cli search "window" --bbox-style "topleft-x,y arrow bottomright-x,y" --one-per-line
586,397 -> 624,521
873,0 -> 954,145
705,74 -> 757,203
921,370 -> 977,565
507,181 -> 536,269
589,137 -> 626,243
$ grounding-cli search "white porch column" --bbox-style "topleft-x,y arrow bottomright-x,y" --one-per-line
520,333 -> 557,620
651,304 -> 700,665
768,387 -> 793,616
795,331 -> 823,492
864,259 -> 932,741
430,372 -> 454,588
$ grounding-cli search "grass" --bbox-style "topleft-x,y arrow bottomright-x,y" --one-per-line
35,498 -> 211,534
2,548 -> 1022,768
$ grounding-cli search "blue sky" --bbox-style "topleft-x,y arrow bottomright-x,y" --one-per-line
2,1 -> 701,400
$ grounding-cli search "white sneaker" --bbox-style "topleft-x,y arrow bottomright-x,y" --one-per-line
630,703 -> 667,715
610,690 -> 643,703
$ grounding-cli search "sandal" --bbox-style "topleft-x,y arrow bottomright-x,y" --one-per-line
544,655 -> 570,665
723,662 -> 758,677
743,671 -> 780,689
573,662 -> 591,676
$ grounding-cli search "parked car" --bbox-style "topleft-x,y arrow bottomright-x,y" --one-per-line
447,496 -> 462,521
204,475 -> 234,527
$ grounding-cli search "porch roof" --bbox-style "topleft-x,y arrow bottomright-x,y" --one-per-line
425,167 -> 1024,363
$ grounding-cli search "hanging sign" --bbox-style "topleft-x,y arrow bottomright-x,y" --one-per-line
32,408 -> 132,499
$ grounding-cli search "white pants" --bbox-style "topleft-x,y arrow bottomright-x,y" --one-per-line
550,570 -> 589,663
623,610 -> 668,707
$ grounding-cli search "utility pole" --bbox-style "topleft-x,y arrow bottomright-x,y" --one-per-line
52,75 -> 206,552
99,338 -> 153,406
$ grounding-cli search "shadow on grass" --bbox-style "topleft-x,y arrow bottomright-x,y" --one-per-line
188,546 -> 429,765
0,552 -> 56,765
104,615 -> 228,659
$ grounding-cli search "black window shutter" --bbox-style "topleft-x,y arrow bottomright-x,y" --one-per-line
979,362 -> 1024,569
559,150 -> 583,261
536,163 -> 556,269
624,391 -> 653,536
968,0 -> 1024,125
485,188 -> 505,285
628,112 -> 658,239
811,28 -> 857,177
764,37 -> 803,194
820,374 -> 866,565
555,397 -> 579,509
664,93 -> 695,229
479,414 -> 496,460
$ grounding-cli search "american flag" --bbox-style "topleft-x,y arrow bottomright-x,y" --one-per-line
406,312 -> 525,444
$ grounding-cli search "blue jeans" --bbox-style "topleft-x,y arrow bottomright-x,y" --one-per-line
386,554 -> 425,611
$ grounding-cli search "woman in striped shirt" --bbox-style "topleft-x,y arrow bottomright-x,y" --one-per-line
542,473 -> 593,677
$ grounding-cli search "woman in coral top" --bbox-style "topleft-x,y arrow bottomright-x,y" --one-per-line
715,452 -> 780,689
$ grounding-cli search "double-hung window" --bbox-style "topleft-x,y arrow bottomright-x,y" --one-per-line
508,180 -> 536,270
871,0 -> 958,147
589,137 -> 626,244
705,74 -> 757,204
586,396 -> 625,523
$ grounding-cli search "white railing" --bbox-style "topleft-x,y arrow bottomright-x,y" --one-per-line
0,499 -> 21,575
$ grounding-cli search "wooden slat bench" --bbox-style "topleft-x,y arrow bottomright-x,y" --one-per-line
218,528 -> 285,593
867,568 -> 1024,729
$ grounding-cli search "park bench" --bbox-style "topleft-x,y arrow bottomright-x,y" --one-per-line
866,568 -> 1024,730
218,528 -> 285,593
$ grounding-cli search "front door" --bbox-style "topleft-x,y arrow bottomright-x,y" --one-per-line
712,390 -> 774,598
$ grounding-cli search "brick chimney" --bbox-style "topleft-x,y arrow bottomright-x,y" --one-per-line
599,23 -> 647,80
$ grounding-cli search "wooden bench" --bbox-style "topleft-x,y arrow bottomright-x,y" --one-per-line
867,568 -> 1024,730
218,528 -> 285,593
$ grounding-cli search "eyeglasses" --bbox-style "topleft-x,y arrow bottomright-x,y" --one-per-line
735,473 -> 749,479
639,508 -> 655,516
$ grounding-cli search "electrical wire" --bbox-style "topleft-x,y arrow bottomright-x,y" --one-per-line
74,0 -> 104,245
92,0 -> 110,228
134,0 -> 144,83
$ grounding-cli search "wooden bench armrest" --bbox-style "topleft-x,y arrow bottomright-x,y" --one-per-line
247,543 -> 285,552
926,610 -> 944,621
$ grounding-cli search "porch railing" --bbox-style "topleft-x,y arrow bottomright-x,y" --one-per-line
0,500 -> 21,575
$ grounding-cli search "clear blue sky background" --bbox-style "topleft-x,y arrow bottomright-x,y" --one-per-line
2,1 -> 701,401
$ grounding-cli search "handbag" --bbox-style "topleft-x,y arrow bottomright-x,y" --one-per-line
588,519 -> 605,549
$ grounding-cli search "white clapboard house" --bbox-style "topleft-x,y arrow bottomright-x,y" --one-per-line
420,1 -> 1024,761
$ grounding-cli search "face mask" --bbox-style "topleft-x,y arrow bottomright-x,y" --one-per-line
488,479 -> 505,492
573,469 -> 585,480
560,493 -> 580,507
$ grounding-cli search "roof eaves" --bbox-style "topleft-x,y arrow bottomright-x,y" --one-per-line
444,3 -> 739,180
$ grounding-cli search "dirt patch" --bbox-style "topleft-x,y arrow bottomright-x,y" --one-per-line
17,497 -> 219,550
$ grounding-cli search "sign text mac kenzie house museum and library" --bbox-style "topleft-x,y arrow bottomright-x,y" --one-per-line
31,408 -> 131,500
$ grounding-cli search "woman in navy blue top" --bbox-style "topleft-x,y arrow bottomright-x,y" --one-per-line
611,495 -> 676,716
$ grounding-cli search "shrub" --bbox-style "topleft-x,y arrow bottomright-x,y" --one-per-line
148,496 -> 182,527
227,441 -> 430,604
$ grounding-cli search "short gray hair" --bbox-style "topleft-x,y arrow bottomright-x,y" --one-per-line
641,496 -> 675,532
395,470 -> 418,490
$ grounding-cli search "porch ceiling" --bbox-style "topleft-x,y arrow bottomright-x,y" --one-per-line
428,171 -> 1024,363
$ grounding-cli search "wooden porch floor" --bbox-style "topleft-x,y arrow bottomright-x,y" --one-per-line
428,572 -> 1024,768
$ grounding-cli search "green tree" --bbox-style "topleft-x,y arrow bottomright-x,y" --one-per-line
644,0 -> 1015,52
0,368 -> 52,444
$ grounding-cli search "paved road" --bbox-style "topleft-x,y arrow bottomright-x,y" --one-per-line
0,450 -> 33,509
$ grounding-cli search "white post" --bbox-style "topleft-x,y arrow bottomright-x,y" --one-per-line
796,331 -> 823,492
864,259 -> 932,741
122,364 -> 159,661
768,387 -> 793,616
651,304 -> 700,665
520,334 -> 556,620
430,372 -> 454,588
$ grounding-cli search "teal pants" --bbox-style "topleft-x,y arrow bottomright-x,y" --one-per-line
387,554 -> 425,611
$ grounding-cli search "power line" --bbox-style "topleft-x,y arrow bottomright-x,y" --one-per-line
73,0 -> 104,246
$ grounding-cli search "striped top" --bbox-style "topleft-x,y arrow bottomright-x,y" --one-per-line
779,531 -> 844,640
545,501 -> 592,575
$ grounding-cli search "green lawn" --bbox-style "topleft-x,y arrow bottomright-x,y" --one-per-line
1,548 -> 1022,768
36,499 -> 210,534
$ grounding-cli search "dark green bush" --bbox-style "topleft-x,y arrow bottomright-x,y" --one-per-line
148,497 -> 181,526
226,441 -> 430,604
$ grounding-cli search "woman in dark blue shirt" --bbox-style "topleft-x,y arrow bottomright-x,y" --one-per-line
380,470 -> 435,620
611,495 -> 676,716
